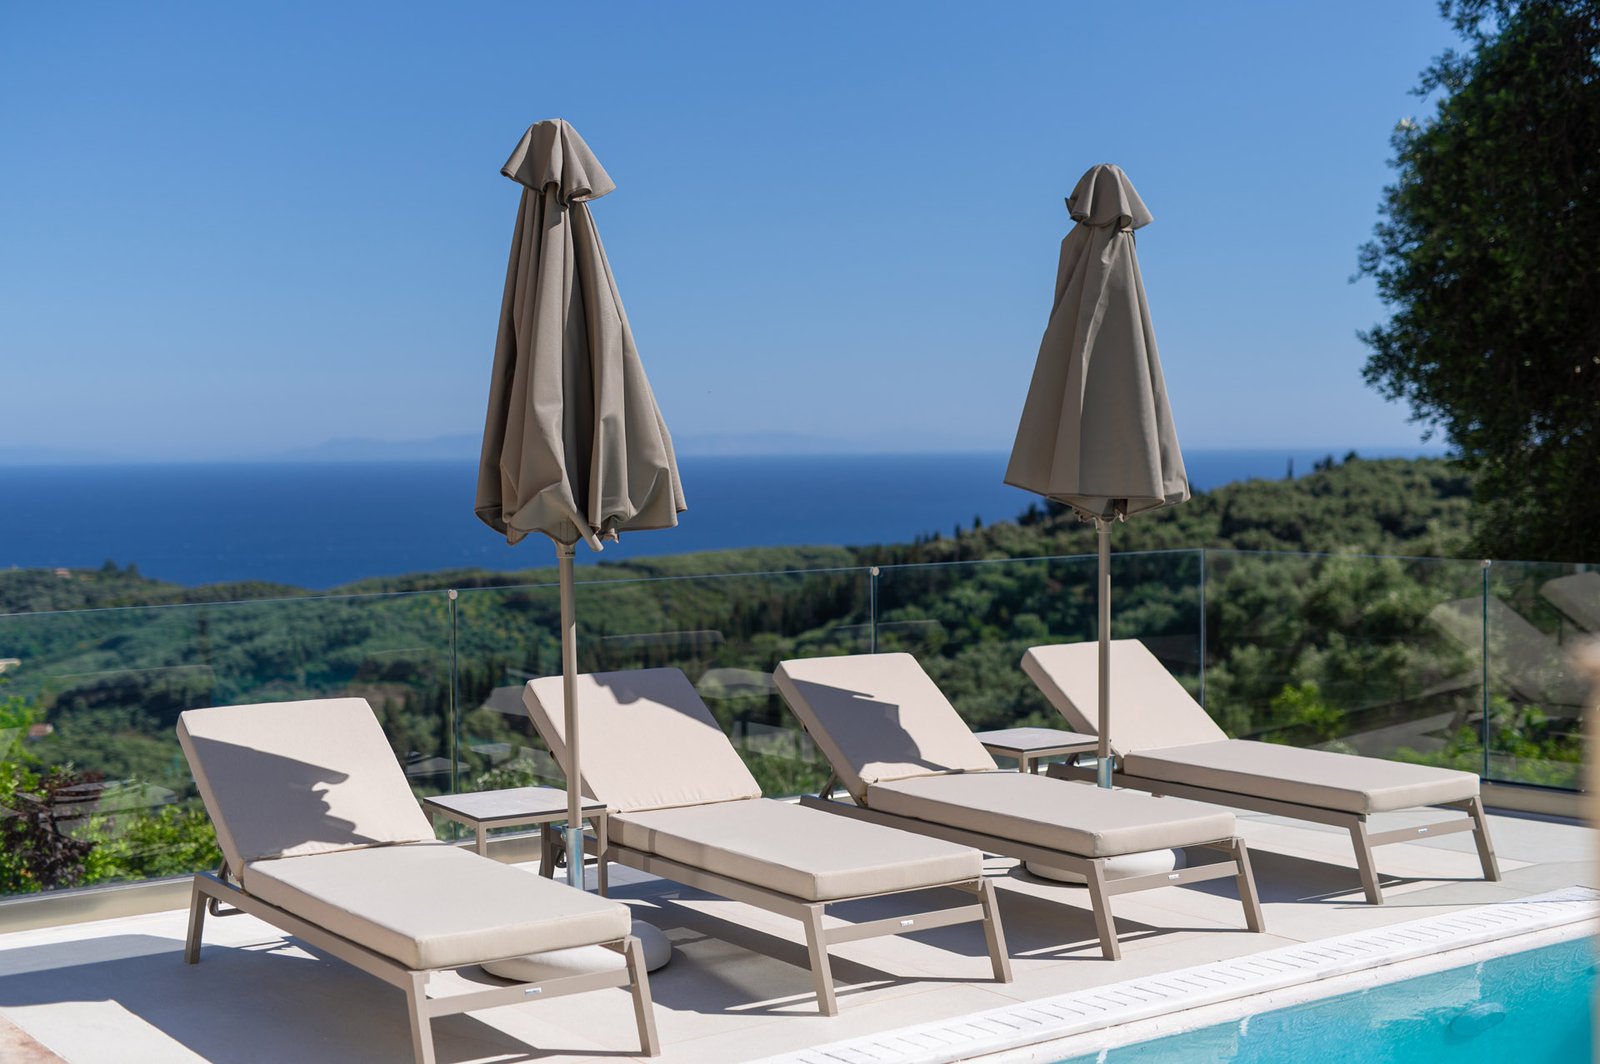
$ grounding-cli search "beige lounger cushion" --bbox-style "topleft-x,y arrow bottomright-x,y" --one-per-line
774,654 -> 997,800
524,668 -> 761,813
868,772 -> 1236,858
1124,740 -> 1479,816
178,699 -> 437,871
242,843 -> 630,970
1025,640 -> 1484,815
1022,640 -> 1226,756
610,797 -> 980,901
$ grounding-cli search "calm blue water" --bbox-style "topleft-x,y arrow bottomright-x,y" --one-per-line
0,449 -> 1432,589
1062,936 -> 1593,1063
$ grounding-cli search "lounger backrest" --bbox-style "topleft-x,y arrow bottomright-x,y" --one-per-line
1022,639 -> 1226,756
774,653 -> 997,802
177,698 -> 436,874
523,668 -> 761,813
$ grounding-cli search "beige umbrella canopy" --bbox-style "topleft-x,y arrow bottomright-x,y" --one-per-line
1005,164 -> 1188,787
477,118 -> 685,549
477,118 -> 685,888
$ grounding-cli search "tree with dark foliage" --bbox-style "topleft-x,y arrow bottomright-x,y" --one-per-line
1358,0 -> 1600,562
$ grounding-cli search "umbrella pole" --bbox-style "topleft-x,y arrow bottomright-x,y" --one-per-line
558,543 -> 585,890
1096,518 -> 1113,789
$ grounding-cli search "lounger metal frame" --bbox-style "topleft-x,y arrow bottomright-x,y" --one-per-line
799,780 -> 1265,962
589,830 -> 1012,1015
1047,763 -> 1502,905
184,865 -> 660,1064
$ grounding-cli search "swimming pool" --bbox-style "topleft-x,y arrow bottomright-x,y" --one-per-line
1061,936 -> 1593,1063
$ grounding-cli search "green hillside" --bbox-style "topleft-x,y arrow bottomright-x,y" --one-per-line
0,456 -> 1580,897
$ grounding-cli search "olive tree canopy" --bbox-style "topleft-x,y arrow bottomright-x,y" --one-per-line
1358,0 -> 1600,562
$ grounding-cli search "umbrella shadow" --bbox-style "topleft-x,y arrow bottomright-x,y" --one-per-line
0,934 -> 633,1063
533,670 -> 734,799
608,881 -> 1007,1017
978,869 -> 1244,961
775,677 -> 959,777
182,737 -> 385,858
1180,846 -> 1418,905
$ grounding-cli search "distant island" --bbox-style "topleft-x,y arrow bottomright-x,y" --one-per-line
1,454 -> 1472,611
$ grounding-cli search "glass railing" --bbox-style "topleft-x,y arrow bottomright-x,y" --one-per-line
0,590 -> 451,896
1479,560 -> 1590,789
1202,551 -> 1490,778
450,567 -> 870,807
0,548 -> 1589,898
873,551 -> 1204,746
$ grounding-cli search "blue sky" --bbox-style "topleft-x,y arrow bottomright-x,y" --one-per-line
0,2 -> 1460,461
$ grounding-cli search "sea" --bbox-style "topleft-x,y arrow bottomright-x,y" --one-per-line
0,449 -> 1438,590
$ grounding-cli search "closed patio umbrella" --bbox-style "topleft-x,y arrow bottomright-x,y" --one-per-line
476,118 -> 685,889
1005,164 -> 1188,788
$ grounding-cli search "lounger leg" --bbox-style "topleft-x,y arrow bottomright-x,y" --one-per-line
596,816 -> 610,897
800,905 -> 840,1016
623,935 -> 661,1056
405,971 -> 436,1064
539,826 -> 556,879
976,879 -> 1013,983
183,876 -> 206,965
1467,797 -> 1502,883
1232,840 -> 1266,933
1350,820 -> 1384,905
1085,860 -> 1121,961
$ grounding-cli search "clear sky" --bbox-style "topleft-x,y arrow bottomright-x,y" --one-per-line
0,2 -> 1460,461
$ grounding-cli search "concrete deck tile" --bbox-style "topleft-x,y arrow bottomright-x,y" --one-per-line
0,1015 -> 67,1064
0,811 -> 1589,1064
647,983 -> 1024,1064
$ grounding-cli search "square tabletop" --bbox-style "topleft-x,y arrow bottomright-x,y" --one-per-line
422,786 -> 607,826
972,726 -> 1099,755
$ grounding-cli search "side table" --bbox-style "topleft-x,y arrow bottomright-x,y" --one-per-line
973,726 -> 1099,774
422,786 -> 610,891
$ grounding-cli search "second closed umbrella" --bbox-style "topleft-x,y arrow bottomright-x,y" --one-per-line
477,118 -> 686,887
1005,163 -> 1188,788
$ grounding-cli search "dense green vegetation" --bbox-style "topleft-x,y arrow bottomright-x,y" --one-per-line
1358,0 -> 1600,563
0,456 -> 1586,897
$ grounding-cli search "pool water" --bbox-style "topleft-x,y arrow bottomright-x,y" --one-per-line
1063,936 -> 1594,1063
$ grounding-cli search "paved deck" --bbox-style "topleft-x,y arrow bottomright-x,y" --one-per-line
0,806 -> 1591,1063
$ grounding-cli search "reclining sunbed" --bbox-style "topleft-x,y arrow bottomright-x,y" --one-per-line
178,697 -> 658,1064
1022,639 -> 1501,904
772,653 -> 1265,961
522,667 -> 1012,1015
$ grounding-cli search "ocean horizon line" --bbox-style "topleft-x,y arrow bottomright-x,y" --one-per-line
0,443 -> 1451,469
0,450 -> 1455,588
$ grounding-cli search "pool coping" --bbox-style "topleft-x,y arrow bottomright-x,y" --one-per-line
753,885 -> 1599,1064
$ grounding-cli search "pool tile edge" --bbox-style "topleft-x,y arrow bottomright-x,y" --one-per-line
752,885 -> 1600,1064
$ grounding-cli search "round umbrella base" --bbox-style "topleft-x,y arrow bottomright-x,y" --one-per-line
1024,848 -> 1186,884
480,918 -> 672,981
631,918 -> 673,971
481,944 -> 625,982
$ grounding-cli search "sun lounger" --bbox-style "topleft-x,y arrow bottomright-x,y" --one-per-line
521,667 -> 1012,1014
177,697 -> 658,1064
1022,639 -> 1501,904
773,653 -> 1265,961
